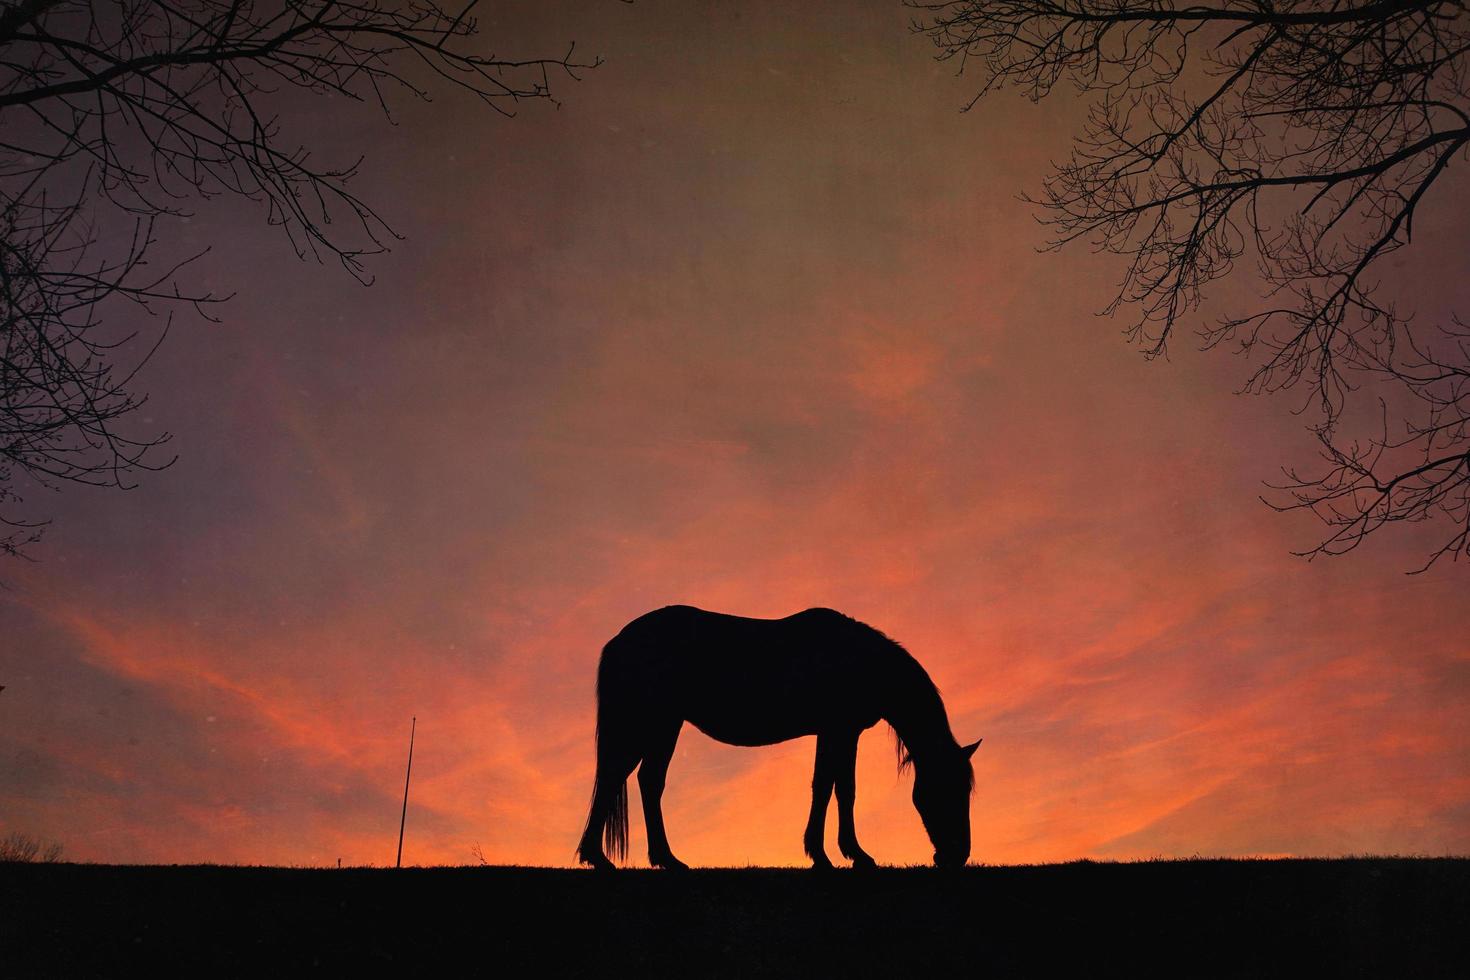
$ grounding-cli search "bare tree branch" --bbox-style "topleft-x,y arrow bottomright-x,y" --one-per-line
1,1 -> 598,557
912,0 -> 1470,569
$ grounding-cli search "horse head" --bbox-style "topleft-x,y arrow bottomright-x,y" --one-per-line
912,738 -> 980,867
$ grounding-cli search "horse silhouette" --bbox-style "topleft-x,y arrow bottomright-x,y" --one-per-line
577,605 -> 980,870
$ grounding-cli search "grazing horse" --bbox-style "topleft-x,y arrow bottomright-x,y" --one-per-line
576,605 -> 980,870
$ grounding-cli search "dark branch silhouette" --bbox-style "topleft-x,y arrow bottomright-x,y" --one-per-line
1,1 -> 597,557
577,606 -> 981,871
911,0 -> 1470,570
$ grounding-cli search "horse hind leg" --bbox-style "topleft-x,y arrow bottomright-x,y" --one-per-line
637,718 -> 686,871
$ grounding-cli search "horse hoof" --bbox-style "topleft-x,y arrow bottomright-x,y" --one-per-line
578,852 -> 616,871
653,856 -> 689,872
810,858 -> 835,872
849,854 -> 877,870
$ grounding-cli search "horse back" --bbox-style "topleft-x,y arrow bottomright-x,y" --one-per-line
597,605 -> 893,745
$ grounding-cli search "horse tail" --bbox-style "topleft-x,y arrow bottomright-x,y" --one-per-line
578,710 -> 630,862
601,641 -> 631,862
603,772 -> 629,861
580,640 -> 631,863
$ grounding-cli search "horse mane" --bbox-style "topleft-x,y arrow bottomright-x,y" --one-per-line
824,611 -> 938,778
830,611 -> 973,790
879,619 -> 923,775
892,723 -> 915,774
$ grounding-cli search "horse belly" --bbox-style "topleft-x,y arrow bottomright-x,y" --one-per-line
685,714 -> 813,747
677,671 -> 870,747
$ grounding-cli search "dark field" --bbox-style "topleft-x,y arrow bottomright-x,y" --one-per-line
3,859 -> 1466,977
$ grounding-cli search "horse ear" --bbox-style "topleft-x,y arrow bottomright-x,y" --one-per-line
963,739 -> 982,758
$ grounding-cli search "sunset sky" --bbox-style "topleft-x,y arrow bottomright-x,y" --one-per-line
2,1 -> 1467,868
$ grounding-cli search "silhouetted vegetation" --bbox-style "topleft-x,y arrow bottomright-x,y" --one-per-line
0,1 -> 597,558
912,0 -> 1470,569
1,859 -> 1466,976
0,831 -> 62,863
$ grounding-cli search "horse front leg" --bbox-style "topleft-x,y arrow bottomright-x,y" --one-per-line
832,729 -> 876,869
804,734 -> 838,869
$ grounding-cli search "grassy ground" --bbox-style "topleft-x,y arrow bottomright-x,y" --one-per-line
2,858 -> 1466,977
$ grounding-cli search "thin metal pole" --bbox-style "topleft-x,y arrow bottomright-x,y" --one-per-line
396,716 -> 416,868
